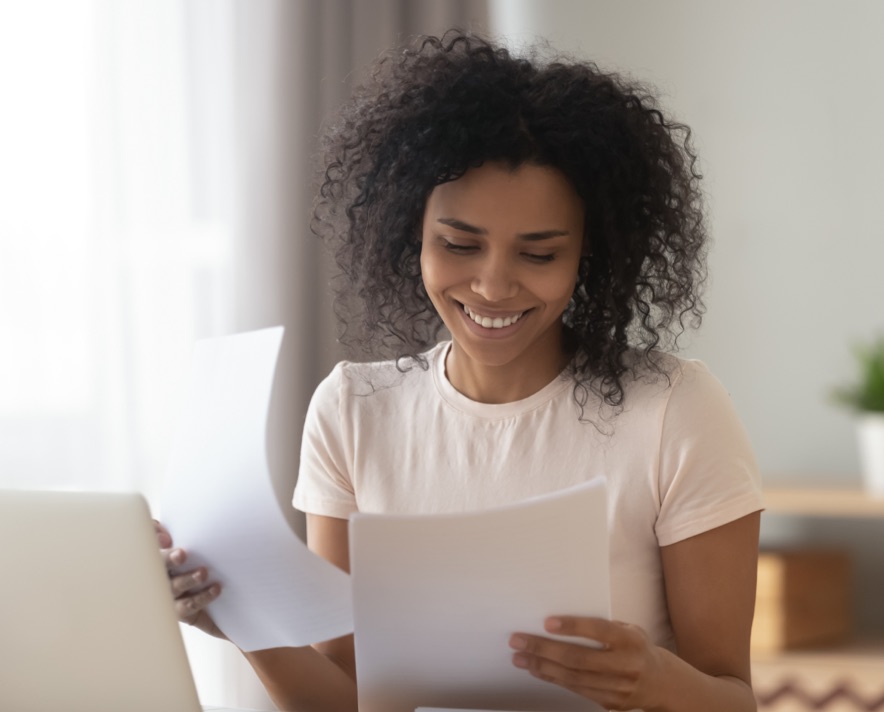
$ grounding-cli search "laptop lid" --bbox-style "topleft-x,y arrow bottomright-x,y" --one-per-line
0,489 -> 203,712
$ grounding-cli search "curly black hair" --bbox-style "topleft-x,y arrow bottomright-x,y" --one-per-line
312,29 -> 707,411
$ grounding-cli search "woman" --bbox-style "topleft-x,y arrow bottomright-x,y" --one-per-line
162,30 -> 764,712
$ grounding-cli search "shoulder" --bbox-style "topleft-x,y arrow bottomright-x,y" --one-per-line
620,353 -> 755,458
651,357 -> 762,543
610,352 -> 745,446
311,342 -> 445,408
620,351 -> 726,408
658,356 -> 737,422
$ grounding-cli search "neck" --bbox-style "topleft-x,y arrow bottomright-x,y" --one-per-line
445,334 -> 571,404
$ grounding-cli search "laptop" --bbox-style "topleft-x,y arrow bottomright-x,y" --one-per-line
0,488 -> 246,712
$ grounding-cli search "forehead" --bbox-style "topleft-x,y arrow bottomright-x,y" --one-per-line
424,162 -> 585,229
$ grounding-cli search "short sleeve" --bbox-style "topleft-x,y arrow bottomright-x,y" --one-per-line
654,361 -> 764,546
292,362 -> 359,519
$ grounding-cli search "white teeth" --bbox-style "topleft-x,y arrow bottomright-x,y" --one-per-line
462,304 -> 524,329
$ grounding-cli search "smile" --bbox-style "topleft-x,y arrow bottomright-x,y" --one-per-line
462,304 -> 526,329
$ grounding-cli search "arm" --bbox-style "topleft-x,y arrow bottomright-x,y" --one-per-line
653,510 -> 759,711
242,646 -> 356,712
240,514 -> 357,712
229,364 -> 358,709
508,511 -> 760,712
304,514 -> 358,680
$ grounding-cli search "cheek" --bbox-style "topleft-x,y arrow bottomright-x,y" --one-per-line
535,264 -> 581,304
419,253 -> 447,309
418,249 -> 435,290
420,250 -> 458,294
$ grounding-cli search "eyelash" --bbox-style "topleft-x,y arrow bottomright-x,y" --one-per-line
442,241 -> 476,254
524,253 -> 556,263
440,240 -> 556,263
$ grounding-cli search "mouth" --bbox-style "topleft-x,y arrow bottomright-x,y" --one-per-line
460,303 -> 527,330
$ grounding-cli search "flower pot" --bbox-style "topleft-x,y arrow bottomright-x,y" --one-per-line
857,413 -> 884,496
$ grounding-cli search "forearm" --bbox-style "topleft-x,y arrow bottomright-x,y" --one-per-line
243,645 -> 357,712
650,648 -> 756,712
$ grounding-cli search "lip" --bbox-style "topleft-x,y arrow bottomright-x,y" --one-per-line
456,301 -> 531,338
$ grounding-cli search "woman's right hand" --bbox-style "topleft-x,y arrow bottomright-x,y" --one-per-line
153,520 -> 227,640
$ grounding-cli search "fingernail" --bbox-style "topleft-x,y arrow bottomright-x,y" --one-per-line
170,549 -> 184,565
192,569 -> 205,583
512,653 -> 529,668
509,635 -> 527,650
545,618 -> 562,632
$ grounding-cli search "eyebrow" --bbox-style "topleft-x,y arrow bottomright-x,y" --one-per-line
436,217 -> 570,241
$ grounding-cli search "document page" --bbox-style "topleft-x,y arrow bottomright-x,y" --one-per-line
350,479 -> 609,712
160,327 -> 353,651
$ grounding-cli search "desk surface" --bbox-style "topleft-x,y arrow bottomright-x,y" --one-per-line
763,485 -> 884,517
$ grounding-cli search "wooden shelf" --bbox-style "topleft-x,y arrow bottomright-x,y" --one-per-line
752,637 -> 884,668
763,486 -> 884,517
753,486 -> 884,707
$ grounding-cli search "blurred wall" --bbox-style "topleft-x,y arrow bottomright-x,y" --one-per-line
489,0 -> 884,631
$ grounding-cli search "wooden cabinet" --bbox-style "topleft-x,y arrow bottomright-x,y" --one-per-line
752,487 -> 884,711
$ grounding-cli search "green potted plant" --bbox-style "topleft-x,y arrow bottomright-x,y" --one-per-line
833,335 -> 884,495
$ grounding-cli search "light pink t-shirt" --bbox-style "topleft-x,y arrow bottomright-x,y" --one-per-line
293,341 -> 763,651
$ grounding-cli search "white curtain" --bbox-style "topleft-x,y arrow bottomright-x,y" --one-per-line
0,1 -> 487,708
0,0 -> 235,501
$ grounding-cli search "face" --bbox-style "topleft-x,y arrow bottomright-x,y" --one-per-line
420,161 -> 585,380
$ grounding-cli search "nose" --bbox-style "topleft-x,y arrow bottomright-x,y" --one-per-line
470,254 -> 519,303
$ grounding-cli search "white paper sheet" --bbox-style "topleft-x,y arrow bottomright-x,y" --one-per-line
159,326 -> 353,651
350,479 -> 609,712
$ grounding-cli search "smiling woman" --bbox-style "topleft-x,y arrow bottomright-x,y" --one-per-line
161,29 -> 764,712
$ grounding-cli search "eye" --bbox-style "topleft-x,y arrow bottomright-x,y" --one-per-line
440,238 -> 478,254
523,253 -> 556,264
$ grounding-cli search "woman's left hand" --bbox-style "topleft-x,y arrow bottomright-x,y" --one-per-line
509,616 -> 669,711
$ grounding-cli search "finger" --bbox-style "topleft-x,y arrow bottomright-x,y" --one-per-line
153,520 -> 173,549
174,583 -> 221,620
510,633 -> 613,673
544,616 -> 622,647
170,567 -> 210,597
547,617 -> 653,661
162,547 -> 187,572
514,651 -> 623,693
513,653 -> 635,709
